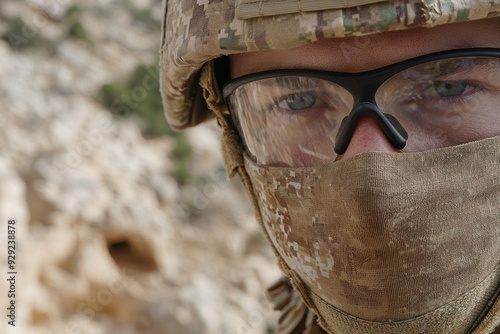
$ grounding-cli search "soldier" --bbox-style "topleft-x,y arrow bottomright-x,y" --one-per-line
160,1 -> 500,333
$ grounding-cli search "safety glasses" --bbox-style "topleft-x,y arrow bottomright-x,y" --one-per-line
223,48 -> 500,167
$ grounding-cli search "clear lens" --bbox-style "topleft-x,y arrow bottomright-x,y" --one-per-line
229,77 -> 353,166
376,57 -> 500,151
228,56 -> 500,167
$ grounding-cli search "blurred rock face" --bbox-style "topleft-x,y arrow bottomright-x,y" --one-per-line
0,1 -> 280,333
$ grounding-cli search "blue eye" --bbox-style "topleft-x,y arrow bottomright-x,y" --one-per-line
278,93 -> 317,110
431,81 -> 467,97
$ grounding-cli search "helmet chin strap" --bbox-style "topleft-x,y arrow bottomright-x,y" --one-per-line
334,102 -> 408,155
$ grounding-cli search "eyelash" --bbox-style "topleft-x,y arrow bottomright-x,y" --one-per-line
409,81 -> 487,109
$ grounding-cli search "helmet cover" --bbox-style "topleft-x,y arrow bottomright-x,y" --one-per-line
159,0 -> 500,130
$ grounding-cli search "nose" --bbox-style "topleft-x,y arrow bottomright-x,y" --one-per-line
335,116 -> 401,161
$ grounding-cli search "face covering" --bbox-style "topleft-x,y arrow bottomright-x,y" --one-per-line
229,134 -> 500,334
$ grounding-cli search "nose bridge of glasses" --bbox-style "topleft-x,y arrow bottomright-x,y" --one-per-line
330,72 -> 388,105
334,102 -> 409,155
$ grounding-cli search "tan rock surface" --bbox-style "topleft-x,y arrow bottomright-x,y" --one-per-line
0,1 -> 281,333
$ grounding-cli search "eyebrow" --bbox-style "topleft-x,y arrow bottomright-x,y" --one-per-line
248,76 -> 325,90
396,55 -> 499,79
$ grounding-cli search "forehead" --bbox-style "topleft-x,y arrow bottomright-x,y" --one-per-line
230,18 -> 500,78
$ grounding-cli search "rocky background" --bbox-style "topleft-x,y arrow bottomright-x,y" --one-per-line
0,1 -> 281,333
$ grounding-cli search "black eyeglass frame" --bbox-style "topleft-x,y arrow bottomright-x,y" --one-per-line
222,48 -> 500,155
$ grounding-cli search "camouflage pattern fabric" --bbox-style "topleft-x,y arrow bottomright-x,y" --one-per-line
160,0 -> 500,130
242,135 -> 500,333
266,276 -> 327,334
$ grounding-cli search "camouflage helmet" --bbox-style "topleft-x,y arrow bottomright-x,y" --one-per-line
159,0 -> 500,130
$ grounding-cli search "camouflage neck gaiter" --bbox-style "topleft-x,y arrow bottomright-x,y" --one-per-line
241,136 -> 500,334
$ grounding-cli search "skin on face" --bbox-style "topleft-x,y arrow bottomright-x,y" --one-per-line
229,18 -> 500,161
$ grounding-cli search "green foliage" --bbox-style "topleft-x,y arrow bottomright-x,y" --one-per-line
99,83 -> 128,115
130,8 -> 158,29
1,18 -> 44,50
65,5 -> 83,18
126,0 -> 163,30
65,5 -> 91,43
68,20 -> 88,40
98,65 -> 166,134
0,6 -> 91,50
170,133 -> 193,186
98,64 -> 193,185
129,65 -> 170,137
